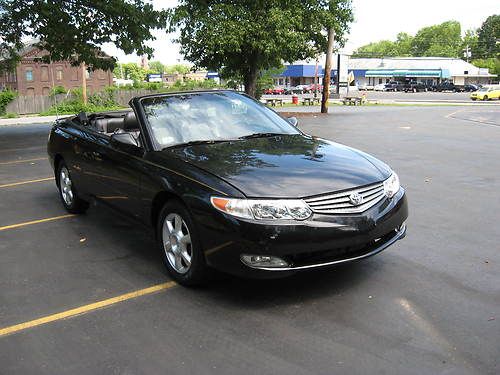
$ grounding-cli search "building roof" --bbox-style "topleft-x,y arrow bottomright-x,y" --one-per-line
349,57 -> 494,77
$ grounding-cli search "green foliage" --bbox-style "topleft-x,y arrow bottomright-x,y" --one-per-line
353,20 -> 465,58
148,61 -> 165,74
172,79 -> 219,91
412,21 -> 462,57
42,86 -> 121,115
164,64 -> 191,74
0,0 -> 167,72
471,58 -> 500,77
476,15 -> 500,58
3,112 -> 19,118
49,85 -> 67,97
114,63 -> 147,82
169,0 -> 353,97
0,89 -> 17,115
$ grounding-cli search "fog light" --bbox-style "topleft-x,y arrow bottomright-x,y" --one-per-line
240,254 -> 289,268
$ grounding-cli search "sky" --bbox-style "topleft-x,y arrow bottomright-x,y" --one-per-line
103,0 -> 500,65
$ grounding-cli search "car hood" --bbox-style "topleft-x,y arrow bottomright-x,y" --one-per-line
164,134 -> 392,198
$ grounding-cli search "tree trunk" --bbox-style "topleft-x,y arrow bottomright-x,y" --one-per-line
244,65 -> 259,98
321,28 -> 335,114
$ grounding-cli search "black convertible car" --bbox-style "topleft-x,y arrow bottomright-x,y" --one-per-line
48,90 -> 408,285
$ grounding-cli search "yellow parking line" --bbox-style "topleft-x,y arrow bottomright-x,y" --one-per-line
0,281 -> 177,337
0,177 -> 54,189
0,157 -> 47,165
0,214 -> 75,232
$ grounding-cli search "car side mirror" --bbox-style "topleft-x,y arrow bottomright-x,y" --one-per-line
287,116 -> 298,127
111,132 -> 139,147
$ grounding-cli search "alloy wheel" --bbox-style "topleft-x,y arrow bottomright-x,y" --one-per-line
162,213 -> 192,274
59,166 -> 73,206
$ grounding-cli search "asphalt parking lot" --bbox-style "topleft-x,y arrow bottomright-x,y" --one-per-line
0,105 -> 499,374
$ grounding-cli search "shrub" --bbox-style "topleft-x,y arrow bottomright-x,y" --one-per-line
41,86 -> 121,116
2,112 -> 19,118
0,89 -> 17,115
49,85 -> 67,97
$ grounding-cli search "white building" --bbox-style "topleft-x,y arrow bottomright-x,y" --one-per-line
349,57 -> 496,87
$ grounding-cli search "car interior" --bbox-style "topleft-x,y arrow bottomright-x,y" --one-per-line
75,110 -> 142,147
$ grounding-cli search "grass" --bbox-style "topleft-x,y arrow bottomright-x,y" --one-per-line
1,112 -> 20,119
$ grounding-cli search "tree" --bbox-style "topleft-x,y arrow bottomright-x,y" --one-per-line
352,40 -> 399,57
472,58 -> 500,77
164,64 -> 191,74
353,21 -> 465,58
149,61 -> 166,74
476,15 -> 500,58
169,0 -> 353,97
0,0 -> 167,72
411,21 -> 462,57
114,62 -> 147,82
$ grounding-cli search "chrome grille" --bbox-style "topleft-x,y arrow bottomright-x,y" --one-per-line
304,182 -> 386,214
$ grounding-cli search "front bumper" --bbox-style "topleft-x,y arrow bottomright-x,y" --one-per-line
198,188 -> 408,278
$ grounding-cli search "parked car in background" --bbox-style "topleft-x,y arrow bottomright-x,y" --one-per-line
433,82 -> 462,92
384,81 -> 405,92
47,90 -> 408,285
294,85 -> 309,93
358,83 -> 374,91
374,83 -> 386,91
305,83 -> 323,93
463,84 -> 480,92
403,81 -> 427,93
470,86 -> 500,101
263,87 -> 285,95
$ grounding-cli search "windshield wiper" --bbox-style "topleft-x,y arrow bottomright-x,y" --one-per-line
163,139 -> 235,150
239,132 -> 286,140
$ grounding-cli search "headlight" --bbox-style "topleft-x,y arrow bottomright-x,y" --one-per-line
383,172 -> 400,198
211,197 -> 312,221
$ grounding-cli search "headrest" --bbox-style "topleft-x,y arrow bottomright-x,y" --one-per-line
94,117 -> 124,133
124,111 -> 139,131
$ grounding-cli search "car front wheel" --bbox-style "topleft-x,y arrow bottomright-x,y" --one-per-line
57,161 -> 89,214
157,200 -> 209,286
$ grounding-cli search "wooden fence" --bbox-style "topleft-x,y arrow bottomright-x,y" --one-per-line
5,89 -> 159,115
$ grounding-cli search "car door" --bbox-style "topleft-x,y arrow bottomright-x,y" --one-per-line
89,131 -> 148,221
71,116 -> 147,222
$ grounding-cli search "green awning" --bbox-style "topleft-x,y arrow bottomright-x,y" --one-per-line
365,70 -> 442,78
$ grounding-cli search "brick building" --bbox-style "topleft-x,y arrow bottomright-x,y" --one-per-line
0,44 -> 113,95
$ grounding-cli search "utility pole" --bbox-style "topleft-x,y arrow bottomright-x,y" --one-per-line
321,27 -> 335,113
463,45 -> 471,62
336,54 -> 340,95
81,63 -> 87,104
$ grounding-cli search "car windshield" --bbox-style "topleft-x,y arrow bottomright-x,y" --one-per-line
141,91 -> 300,148
478,88 -> 489,92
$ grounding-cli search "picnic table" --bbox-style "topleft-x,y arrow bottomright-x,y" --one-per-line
265,98 -> 284,106
342,96 -> 365,105
301,97 -> 320,105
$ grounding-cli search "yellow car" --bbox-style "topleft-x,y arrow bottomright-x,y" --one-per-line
470,86 -> 500,101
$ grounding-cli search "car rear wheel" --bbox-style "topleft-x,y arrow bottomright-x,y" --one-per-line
483,95 -> 488,101
57,162 -> 89,214
157,200 -> 209,286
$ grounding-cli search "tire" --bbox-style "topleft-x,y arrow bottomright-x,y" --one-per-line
57,161 -> 89,214
483,95 -> 488,101
471,98 -> 476,101
157,200 -> 209,286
